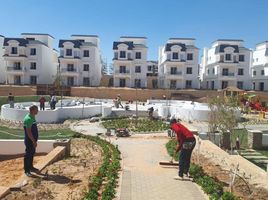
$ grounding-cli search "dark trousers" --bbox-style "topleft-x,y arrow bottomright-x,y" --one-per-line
179,138 -> 196,177
24,141 -> 36,173
40,103 -> 45,110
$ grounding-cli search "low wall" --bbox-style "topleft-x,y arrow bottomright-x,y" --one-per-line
1,102 -> 112,123
0,140 -> 55,155
0,85 -> 36,96
71,87 -> 222,102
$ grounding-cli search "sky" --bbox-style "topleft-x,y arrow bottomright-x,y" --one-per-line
0,0 -> 268,64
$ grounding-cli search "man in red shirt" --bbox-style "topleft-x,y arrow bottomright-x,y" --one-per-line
170,118 -> 196,179
39,96 -> 46,111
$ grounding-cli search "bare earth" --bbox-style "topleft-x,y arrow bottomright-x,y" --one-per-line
0,155 -> 45,187
2,138 -> 103,200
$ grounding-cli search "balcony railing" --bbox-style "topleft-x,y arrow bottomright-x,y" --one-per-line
222,73 -> 235,76
168,71 -> 183,75
114,70 -> 130,74
6,66 -> 25,71
61,68 -> 79,73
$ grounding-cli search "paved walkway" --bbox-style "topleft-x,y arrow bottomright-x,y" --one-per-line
112,136 -> 207,200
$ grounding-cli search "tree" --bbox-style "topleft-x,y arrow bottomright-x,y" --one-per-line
208,96 -> 240,152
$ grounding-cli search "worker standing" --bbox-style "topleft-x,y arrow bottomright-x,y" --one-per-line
170,118 -> 196,179
117,94 -> 124,108
38,96 -> 46,111
8,93 -> 14,108
23,105 -> 39,177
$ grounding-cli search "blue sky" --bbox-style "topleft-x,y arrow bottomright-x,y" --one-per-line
0,0 -> 268,64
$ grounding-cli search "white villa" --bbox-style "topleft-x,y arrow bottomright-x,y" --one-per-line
146,60 -> 158,89
251,41 -> 268,91
158,38 -> 199,89
200,39 -> 251,90
0,35 -> 5,84
58,35 -> 102,86
113,36 -> 148,88
2,33 -> 58,85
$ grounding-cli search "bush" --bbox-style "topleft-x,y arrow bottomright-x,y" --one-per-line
220,192 -> 240,200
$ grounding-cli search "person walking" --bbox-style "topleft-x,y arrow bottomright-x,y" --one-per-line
170,118 -> 196,179
23,105 -> 39,177
38,96 -> 46,111
8,93 -> 14,108
117,95 -> 124,108
50,94 -> 57,110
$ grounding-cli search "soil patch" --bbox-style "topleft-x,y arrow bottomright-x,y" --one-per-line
2,138 -> 103,200
192,153 -> 268,200
0,154 -> 46,187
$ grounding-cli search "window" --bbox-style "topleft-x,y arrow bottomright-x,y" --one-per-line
147,65 -> 152,71
172,52 -> 179,59
67,64 -> 74,71
14,76 -> 21,85
220,55 -> 224,62
185,80 -> 192,89
211,81 -> 215,90
253,71 -> 256,76
225,54 -> 231,61
84,64 -> 89,71
170,67 -> 177,74
207,69 -> 210,74
119,79 -> 126,87
30,76 -> 37,85
114,52 -> 118,59
66,49 -> 72,56
135,52 -> 141,59
119,51 -> 126,58
83,77 -> 90,86
238,68 -> 244,75
222,68 -> 229,76
14,62 -> 21,69
221,81 -> 228,89
67,77 -> 74,86
187,53 -> 193,60
11,47 -> 17,54
135,66 -> 141,73
212,68 -> 215,74
135,79 -> 141,88
252,82 -> 256,90
260,82 -> 264,91
30,62 -> 36,70
170,80 -> 176,89
186,67 -> 192,74
237,81 -> 243,89
30,48 -> 36,55
119,66 -> 126,73
239,55 -> 245,62
261,70 -> 265,75
83,50 -> 89,57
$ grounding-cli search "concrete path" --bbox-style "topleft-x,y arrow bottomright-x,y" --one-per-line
71,120 -> 106,136
112,136 -> 207,200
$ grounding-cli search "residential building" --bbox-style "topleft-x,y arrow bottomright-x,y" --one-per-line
0,35 -> 5,84
58,35 -> 102,86
200,39 -> 251,90
146,60 -> 158,89
3,33 -> 58,85
251,41 -> 268,91
158,38 -> 199,89
113,36 -> 147,88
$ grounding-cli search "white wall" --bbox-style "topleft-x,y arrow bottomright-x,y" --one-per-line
0,36 -> 5,84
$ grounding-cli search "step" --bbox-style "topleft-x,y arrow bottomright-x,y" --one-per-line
0,186 -> 10,199
243,155 -> 268,159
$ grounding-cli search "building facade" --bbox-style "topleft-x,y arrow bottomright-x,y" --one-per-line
113,36 -> 148,88
158,38 -> 199,89
2,33 -> 58,85
58,35 -> 102,86
200,39 -> 251,90
251,41 -> 268,91
146,60 -> 158,89
0,35 -> 5,84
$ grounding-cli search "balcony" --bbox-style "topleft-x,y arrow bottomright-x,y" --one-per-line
6,66 -> 26,74
114,70 -> 131,77
60,68 -> 80,76
3,54 -> 27,60
222,73 -> 235,76
166,71 -> 183,79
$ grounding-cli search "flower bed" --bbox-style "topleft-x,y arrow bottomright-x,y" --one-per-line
73,133 -> 121,200
165,139 -> 239,200
102,118 -> 169,132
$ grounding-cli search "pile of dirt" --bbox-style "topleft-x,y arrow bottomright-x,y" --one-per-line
192,153 -> 268,200
3,138 -> 103,200
0,154 -> 45,187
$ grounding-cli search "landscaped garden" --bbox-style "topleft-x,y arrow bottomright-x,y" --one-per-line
101,117 -> 169,132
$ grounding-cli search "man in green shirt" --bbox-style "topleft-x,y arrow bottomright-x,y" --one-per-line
23,105 -> 39,177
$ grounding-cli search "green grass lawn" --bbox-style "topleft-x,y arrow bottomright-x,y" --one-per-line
0,95 -> 50,110
102,118 -> 170,132
0,126 -> 76,140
